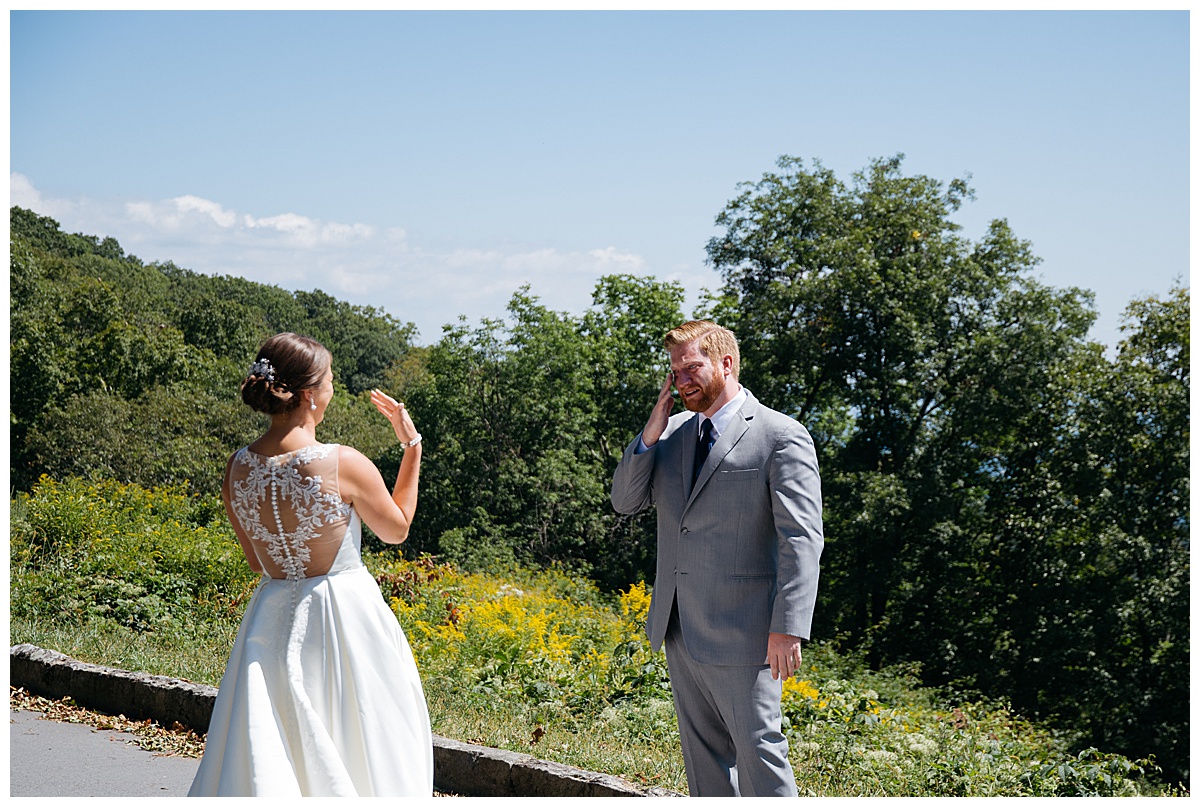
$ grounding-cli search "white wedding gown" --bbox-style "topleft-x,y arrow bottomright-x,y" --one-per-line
188,443 -> 433,796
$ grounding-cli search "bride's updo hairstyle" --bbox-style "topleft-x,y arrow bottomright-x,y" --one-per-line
241,333 -> 332,415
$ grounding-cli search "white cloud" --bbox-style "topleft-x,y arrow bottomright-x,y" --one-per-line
10,174 -> 713,344
588,246 -> 645,271
125,195 -> 238,232
10,173 -> 43,210
11,172 -> 78,221
174,195 -> 238,228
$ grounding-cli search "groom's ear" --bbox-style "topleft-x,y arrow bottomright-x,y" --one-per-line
722,354 -> 734,377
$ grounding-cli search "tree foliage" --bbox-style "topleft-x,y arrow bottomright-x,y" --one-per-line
390,276 -> 684,589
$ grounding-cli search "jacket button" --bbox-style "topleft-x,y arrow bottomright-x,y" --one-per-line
681,527 -> 689,534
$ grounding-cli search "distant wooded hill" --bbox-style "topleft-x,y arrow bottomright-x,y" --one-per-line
10,205 -> 417,496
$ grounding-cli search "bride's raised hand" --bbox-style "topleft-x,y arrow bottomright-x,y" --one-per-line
370,389 -> 421,446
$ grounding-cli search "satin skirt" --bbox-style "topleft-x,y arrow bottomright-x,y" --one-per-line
188,565 -> 434,796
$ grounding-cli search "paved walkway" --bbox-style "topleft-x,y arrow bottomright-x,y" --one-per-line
9,709 -> 200,797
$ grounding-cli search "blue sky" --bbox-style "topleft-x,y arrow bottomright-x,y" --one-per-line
9,10 -> 1190,349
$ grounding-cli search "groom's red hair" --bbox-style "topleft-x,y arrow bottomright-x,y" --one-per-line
663,320 -> 740,381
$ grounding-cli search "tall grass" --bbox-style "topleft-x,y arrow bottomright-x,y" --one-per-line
9,477 -> 1176,796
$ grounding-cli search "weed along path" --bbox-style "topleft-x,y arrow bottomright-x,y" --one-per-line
9,644 -> 677,797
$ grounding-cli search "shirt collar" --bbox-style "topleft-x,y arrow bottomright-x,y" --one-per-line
699,385 -> 747,438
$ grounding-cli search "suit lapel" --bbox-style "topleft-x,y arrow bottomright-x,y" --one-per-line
685,395 -> 757,508
681,413 -> 701,499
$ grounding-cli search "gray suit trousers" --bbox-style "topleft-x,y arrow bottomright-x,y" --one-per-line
665,603 -> 797,797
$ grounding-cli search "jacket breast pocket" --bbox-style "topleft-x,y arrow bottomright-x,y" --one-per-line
719,468 -> 760,482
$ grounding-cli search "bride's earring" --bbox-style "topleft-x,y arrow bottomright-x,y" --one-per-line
310,397 -> 317,411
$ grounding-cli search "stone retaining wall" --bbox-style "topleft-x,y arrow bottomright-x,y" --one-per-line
10,644 -> 680,797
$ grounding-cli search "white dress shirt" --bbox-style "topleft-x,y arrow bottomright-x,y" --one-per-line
702,385 -> 748,443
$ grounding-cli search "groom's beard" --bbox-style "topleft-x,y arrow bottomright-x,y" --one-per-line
680,372 -> 726,413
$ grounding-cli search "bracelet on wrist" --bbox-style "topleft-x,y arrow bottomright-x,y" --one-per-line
401,433 -> 423,448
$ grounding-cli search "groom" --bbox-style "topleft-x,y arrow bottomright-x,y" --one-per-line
611,320 -> 823,797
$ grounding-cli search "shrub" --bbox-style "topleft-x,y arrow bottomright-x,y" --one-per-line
10,476 -> 256,632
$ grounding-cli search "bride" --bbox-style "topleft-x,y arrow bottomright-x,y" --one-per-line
188,332 -> 433,796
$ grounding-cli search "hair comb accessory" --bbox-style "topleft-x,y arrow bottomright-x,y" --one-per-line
248,358 -> 276,383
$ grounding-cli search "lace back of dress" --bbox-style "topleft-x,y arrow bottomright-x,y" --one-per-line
228,444 -> 353,580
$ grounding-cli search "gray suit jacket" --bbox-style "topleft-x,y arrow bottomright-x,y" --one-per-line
611,391 -> 823,666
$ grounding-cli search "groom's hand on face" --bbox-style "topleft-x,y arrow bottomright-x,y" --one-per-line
642,372 -> 677,447
767,632 -> 803,680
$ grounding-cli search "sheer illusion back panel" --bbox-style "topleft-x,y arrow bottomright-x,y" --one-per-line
227,445 -> 354,579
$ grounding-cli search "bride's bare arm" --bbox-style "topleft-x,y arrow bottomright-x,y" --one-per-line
338,390 -> 422,544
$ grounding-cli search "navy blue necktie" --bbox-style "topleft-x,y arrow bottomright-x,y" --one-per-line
693,419 -> 715,485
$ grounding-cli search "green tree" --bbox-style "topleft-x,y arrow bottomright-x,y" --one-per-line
582,274 -> 686,461
1031,286 -> 1187,782
295,289 -> 417,394
580,274 -> 687,585
707,154 -> 1095,644
10,240 -> 75,473
24,386 -> 258,495
955,288 -> 1190,784
392,276 -> 686,588
398,289 -> 603,570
